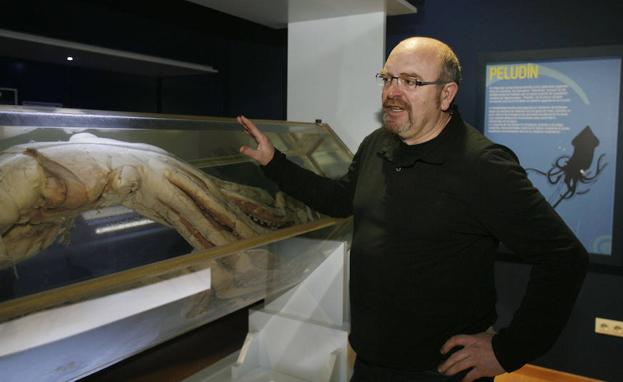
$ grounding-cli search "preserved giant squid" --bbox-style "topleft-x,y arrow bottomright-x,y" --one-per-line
0,133 -> 318,273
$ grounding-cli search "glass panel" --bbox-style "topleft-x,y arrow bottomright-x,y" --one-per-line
0,106 -> 352,308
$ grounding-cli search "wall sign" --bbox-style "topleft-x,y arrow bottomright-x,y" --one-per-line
479,46 -> 623,269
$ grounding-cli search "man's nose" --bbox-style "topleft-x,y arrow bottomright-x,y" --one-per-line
384,80 -> 403,97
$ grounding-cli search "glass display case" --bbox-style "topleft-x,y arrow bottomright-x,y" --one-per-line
0,105 -> 353,323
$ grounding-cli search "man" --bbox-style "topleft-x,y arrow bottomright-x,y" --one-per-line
238,37 -> 588,381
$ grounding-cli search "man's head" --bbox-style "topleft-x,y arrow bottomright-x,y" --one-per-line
380,37 -> 461,145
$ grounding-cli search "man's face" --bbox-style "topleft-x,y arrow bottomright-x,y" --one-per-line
381,43 -> 447,144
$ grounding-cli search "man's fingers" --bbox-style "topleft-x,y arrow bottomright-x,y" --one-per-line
237,116 -> 253,137
441,335 -> 469,354
441,356 -> 473,377
237,115 -> 253,129
239,145 -> 261,161
239,115 -> 261,136
439,332 -> 504,381
438,347 -> 469,374
239,115 -> 270,144
237,115 -> 275,165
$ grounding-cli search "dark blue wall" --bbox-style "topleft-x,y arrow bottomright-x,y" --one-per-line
387,1 -> 623,380
387,0 -> 623,125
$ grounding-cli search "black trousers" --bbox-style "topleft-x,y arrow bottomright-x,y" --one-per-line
350,357 -> 494,382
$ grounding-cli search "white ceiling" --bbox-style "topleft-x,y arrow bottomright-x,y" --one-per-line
187,0 -> 417,29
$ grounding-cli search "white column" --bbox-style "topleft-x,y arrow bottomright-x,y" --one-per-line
287,11 -> 386,153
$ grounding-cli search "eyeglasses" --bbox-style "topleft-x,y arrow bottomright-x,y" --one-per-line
375,73 -> 449,89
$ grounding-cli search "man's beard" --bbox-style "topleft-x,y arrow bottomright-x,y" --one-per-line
383,113 -> 412,135
382,99 -> 412,135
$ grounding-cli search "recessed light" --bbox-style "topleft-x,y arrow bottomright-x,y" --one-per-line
66,56 -> 74,61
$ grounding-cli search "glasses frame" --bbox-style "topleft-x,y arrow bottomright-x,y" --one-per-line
375,72 -> 450,89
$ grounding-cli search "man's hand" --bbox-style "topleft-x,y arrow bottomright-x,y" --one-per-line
438,332 -> 505,382
238,115 -> 275,166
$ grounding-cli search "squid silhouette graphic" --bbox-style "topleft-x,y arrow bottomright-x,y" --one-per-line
527,126 -> 607,208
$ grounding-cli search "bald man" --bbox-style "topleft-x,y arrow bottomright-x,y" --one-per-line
238,37 -> 587,382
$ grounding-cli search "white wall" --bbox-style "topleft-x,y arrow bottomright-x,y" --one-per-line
287,12 -> 385,153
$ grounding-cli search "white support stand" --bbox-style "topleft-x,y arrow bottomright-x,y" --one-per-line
187,241 -> 350,382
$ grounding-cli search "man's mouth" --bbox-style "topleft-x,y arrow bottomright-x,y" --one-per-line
383,101 -> 408,113
387,106 -> 404,112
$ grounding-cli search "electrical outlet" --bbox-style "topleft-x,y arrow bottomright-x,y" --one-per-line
595,317 -> 623,338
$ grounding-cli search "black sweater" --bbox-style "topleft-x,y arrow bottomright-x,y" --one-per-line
262,110 -> 588,372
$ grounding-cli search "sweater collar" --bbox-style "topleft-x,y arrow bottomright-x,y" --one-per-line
377,107 -> 462,167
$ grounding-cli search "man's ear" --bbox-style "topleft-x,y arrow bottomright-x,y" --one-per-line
440,82 -> 459,111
